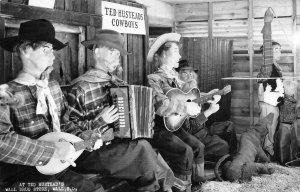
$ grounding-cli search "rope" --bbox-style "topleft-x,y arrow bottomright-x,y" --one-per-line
268,7 -> 291,45
221,76 -> 300,80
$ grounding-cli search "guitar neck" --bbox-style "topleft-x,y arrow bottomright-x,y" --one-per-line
72,127 -> 112,151
262,21 -> 273,76
73,140 -> 94,151
195,90 -> 225,105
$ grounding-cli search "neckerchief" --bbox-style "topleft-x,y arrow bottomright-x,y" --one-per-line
71,68 -> 127,86
156,65 -> 185,88
13,71 -> 61,132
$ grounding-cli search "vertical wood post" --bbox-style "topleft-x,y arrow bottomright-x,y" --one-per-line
0,17 -> 5,84
292,0 -> 298,136
293,0 -> 297,78
143,6 -> 149,85
248,0 -> 254,126
78,26 -> 86,75
208,2 -> 213,39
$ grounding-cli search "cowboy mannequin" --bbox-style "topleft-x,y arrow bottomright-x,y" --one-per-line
147,33 -> 221,192
176,59 -> 237,163
65,29 -> 175,192
0,19 -> 104,192
257,41 -> 284,158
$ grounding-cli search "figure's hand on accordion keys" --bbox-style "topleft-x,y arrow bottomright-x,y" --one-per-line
99,105 -> 119,124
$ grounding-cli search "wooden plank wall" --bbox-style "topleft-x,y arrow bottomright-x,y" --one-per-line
174,0 -> 299,136
1,0 -> 149,86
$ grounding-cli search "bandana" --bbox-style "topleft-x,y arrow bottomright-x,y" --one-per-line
71,68 -> 127,86
13,71 -> 61,132
156,65 -> 185,88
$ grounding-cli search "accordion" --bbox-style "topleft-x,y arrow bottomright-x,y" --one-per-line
109,85 -> 154,139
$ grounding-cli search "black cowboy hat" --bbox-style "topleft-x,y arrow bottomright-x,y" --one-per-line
81,29 -> 131,56
0,19 -> 67,52
176,59 -> 198,72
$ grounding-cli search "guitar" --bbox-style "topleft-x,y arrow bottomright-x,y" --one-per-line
36,128 -> 113,175
259,8 -> 284,106
164,85 -> 231,132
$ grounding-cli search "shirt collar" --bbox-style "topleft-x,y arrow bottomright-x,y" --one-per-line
13,71 -> 42,86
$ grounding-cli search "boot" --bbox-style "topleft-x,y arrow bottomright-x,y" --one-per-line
192,163 -> 205,183
172,173 -> 191,192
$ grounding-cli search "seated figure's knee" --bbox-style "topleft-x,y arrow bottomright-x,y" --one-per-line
225,121 -> 235,132
182,145 -> 194,164
137,139 -> 152,149
196,140 -> 205,155
216,139 -> 230,157
221,141 -> 230,155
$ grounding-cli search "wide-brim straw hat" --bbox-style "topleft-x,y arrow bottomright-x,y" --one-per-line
81,29 -> 130,56
0,19 -> 67,52
147,33 -> 181,63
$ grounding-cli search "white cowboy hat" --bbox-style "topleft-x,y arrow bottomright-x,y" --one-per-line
147,33 -> 181,63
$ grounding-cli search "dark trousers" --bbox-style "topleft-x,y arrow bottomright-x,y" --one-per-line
0,163 -> 103,192
75,139 -> 161,192
152,117 -> 204,176
1,139 -> 168,192
186,118 -> 237,162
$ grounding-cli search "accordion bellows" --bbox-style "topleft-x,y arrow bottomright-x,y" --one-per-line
109,85 -> 154,139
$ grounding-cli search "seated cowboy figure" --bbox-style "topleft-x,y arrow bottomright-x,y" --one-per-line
147,33 -> 223,192
65,29 -> 176,192
175,59 -> 237,163
0,19 -> 104,192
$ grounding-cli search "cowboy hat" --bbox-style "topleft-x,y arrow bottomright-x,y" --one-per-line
0,19 -> 67,52
176,59 -> 198,72
147,33 -> 181,63
81,29 -> 130,56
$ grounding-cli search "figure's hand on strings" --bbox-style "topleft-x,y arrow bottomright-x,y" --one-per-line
99,105 -> 119,124
211,95 -> 221,103
186,102 -> 201,116
53,141 -> 77,167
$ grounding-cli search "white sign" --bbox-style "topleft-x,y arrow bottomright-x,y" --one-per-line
28,0 -> 55,9
101,1 -> 146,35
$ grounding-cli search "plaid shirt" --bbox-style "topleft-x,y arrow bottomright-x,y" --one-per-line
148,71 -> 207,124
0,80 -> 68,166
65,81 -> 111,137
